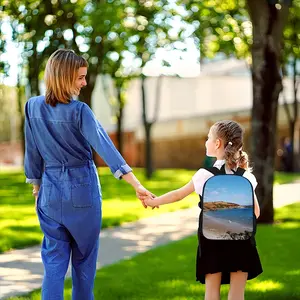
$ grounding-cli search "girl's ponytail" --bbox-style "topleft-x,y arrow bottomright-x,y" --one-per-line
225,147 -> 250,171
238,150 -> 250,171
224,142 -> 239,170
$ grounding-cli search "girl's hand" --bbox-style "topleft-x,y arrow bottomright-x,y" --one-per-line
135,185 -> 156,208
144,196 -> 159,208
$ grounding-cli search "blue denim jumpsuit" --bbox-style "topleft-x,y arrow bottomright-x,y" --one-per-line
24,96 -> 132,300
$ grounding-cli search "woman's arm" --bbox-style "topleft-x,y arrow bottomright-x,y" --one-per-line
121,172 -> 142,190
24,101 -> 43,186
122,172 -> 155,208
79,103 -> 132,180
254,193 -> 260,219
145,181 -> 195,207
79,104 -> 156,208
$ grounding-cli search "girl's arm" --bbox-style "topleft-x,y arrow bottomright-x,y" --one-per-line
254,193 -> 260,219
145,181 -> 195,207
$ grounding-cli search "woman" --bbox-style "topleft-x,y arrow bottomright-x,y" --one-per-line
24,49 -> 153,299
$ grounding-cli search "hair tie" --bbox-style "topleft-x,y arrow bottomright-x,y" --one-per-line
228,142 -> 233,146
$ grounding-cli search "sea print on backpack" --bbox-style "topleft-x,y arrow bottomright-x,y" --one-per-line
201,170 -> 255,240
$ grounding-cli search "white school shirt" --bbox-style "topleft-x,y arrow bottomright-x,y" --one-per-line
192,160 -> 258,196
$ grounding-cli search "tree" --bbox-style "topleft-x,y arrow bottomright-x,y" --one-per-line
182,0 -> 251,61
77,0 -> 130,107
126,0 -> 175,178
102,56 -> 134,155
181,0 -> 294,223
0,10 -> 10,80
4,0 -> 85,96
247,0 -> 292,223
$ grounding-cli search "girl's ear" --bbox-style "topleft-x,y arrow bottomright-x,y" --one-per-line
215,138 -> 222,149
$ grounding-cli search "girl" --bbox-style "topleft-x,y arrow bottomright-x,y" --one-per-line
144,120 -> 263,300
24,49 -> 153,300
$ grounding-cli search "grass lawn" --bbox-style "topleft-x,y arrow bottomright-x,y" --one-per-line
0,168 -> 300,254
273,171 -> 300,185
0,167 -> 197,253
7,203 -> 300,300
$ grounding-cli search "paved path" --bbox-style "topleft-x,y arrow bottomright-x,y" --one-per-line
0,183 -> 299,299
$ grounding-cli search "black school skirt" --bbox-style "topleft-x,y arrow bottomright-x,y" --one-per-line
196,234 -> 263,284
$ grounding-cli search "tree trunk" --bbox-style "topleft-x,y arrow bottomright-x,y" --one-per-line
291,56 -> 299,170
247,1 -> 289,223
17,82 -> 25,165
141,75 -> 153,179
116,86 -> 124,155
145,122 -> 153,179
28,52 -> 41,97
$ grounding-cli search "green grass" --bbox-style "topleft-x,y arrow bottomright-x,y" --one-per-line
274,171 -> 300,185
7,202 -> 300,300
0,167 -> 197,253
1,168 -> 300,254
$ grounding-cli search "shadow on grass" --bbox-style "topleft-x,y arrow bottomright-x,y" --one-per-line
7,225 -> 41,233
101,214 -> 140,228
9,203 -> 300,300
275,218 -> 300,223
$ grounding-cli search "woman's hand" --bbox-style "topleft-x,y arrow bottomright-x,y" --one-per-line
33,185 -> 39,211
35,195 -> 38,210
135,185 -> 159,209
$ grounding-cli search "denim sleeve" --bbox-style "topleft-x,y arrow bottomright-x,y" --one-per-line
79,103 -> 132,179
24,101 -> 43,185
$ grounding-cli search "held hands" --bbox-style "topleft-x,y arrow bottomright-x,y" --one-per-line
144,195 -> 159,208
135,185 -> 159,209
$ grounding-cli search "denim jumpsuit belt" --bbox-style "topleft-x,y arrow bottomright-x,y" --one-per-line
37,160 -> 101,300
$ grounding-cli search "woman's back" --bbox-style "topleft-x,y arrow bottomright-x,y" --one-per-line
25,95 -> 92,167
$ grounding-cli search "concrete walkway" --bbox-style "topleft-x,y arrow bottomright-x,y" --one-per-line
0,183 -> 299,299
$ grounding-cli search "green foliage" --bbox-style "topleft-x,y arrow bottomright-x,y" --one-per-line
282,0 -> 300,72
2,0 -> 177,103
181,0 -> 299,68
181,0 -> 251,60
0,11 -> 9,77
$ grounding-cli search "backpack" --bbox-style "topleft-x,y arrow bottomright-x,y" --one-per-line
199,164 -> 256,241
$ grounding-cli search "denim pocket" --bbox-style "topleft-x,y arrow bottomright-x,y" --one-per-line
40,184 -> 52,207
71,183 -> 93,208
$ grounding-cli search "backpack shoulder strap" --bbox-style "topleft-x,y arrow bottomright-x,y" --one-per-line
220,164 -> 226,174
203,167 -> 222,175
234,167 -> 246,176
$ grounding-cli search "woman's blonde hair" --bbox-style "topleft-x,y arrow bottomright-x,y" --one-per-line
44,49 -> 88,106
212,120 -> 251,171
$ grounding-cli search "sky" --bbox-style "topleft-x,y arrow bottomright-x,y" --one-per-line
203,176 -> 254,206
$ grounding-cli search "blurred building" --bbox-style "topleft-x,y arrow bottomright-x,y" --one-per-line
0,58 -> 298,169
92,58 -> 300,170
